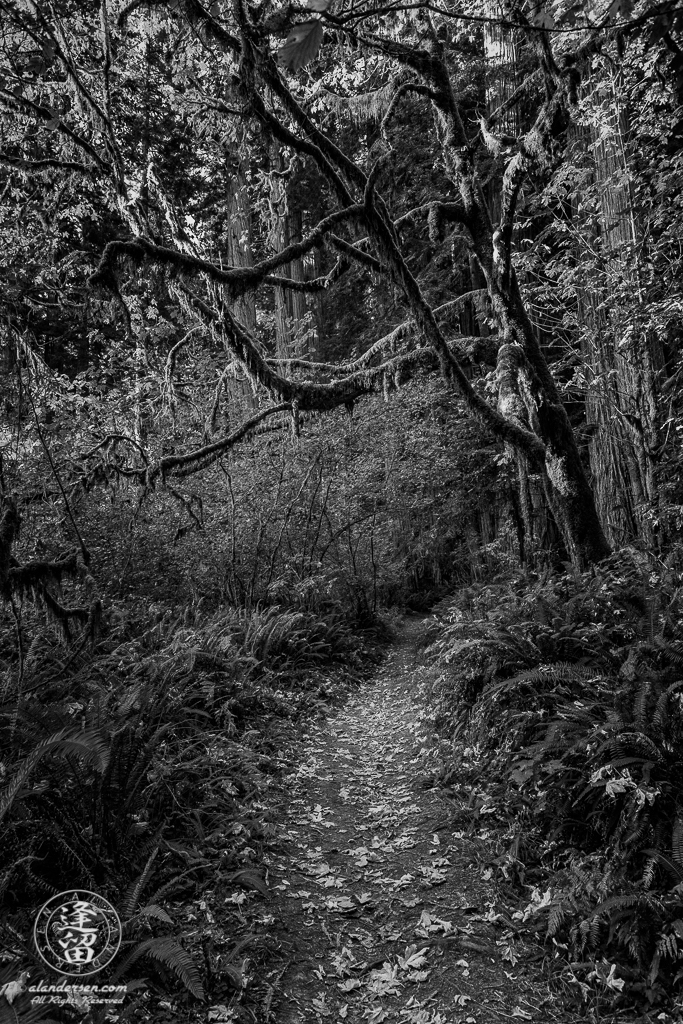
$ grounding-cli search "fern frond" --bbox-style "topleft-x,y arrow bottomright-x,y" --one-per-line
656,932 -> 678,959
488,663 -> 596,693
0,726 -> 108,824
592,893 -> 647,917
642,847 -> 683,882
547,904 -> 565,937
598,731 -> 661,762
655,637 -> 683,666
641,854 -> 657,890
634,681 -> 652,731
112,937 -> 204,999
120,843 -> 161,920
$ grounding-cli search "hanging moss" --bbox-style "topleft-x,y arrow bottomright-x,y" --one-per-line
317,80 -> 405,126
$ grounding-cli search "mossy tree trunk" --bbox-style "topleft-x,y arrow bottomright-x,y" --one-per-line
575,70 -> 664,547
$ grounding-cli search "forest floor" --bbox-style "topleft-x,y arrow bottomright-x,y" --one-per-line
244,617 -> 589,1024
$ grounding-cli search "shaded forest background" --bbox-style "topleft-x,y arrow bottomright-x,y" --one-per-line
2,0 -> 683,1016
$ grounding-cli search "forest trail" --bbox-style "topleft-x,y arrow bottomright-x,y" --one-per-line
260,619 -> 550,1024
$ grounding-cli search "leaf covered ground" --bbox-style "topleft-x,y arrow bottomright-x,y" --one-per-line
228,618 -> 613,1024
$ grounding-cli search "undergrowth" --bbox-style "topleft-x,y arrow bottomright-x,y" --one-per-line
0,598 -> 385,1022
425,547 -> 683,1013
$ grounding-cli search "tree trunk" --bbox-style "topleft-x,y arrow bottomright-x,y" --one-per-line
225,143 -> 257,410
269,150 -> 310,360
576,69 -> 664,548
423,44 -> 611,567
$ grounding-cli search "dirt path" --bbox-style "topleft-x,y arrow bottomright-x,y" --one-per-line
259,620 -> 550,1024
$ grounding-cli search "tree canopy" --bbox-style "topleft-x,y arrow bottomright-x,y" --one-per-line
1,0 -> 682,598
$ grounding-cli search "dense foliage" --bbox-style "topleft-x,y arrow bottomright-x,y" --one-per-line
426,552 -> 683,1009
1,0 -> 683,1015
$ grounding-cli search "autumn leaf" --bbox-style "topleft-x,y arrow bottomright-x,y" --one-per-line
337,978 -> 361,992
398,945 -> 429,971
368,963 -> 401,996
0,972 -> 28,1005
278,21 -> 324,72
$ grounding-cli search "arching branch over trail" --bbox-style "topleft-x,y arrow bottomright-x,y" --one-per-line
2,0 -> 646,566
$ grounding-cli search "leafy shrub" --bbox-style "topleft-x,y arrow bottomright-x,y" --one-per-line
427,548 -> 683,1008
0,599 -> 379,1008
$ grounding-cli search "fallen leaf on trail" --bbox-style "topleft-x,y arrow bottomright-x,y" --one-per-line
420,866 -> 447,885
312,994 -> 332,1016
327,895 -> 358,914
394,835 -> 418,849
330,951 -> 352,975
338,979 -> 361,992
416,910 -> 453,935
399,945 -> 429,971
368,963 -> 402,996
339,1005 -> 349,1019
307,863 -> 332,876
454,994 -> 472,1007
511,1010 -> 533,1020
